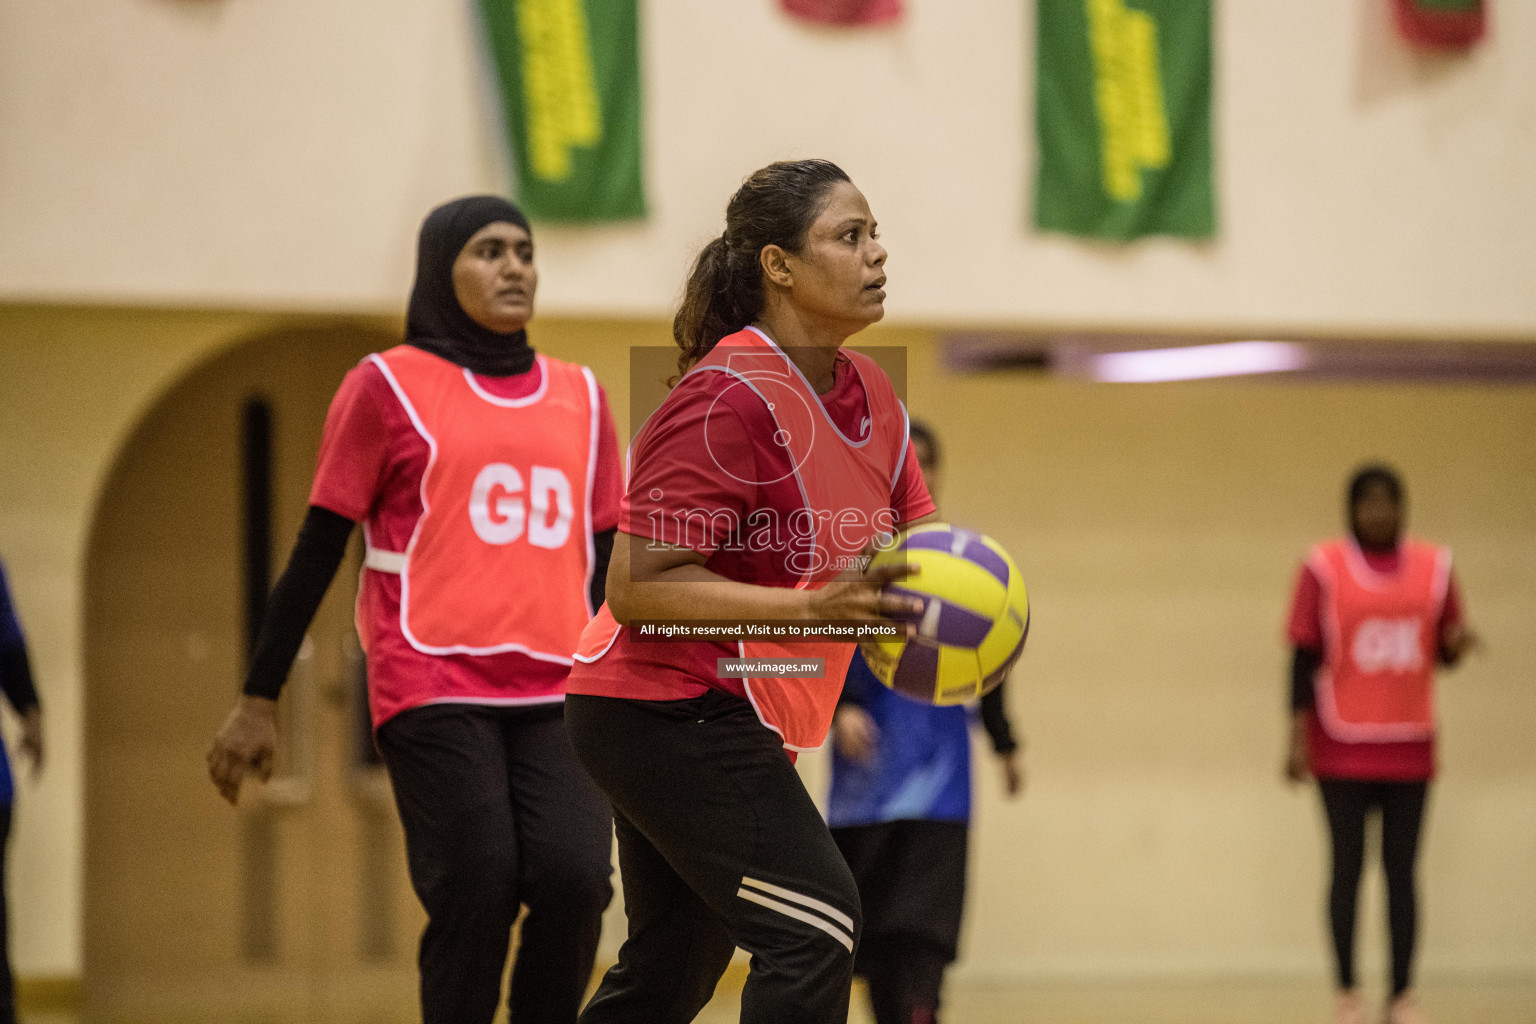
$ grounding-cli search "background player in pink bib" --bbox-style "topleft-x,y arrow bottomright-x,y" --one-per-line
206,196 -> 621,1024
1283,465 -> 1478,1024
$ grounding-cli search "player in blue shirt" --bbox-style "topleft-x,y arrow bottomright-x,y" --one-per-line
827,421 -> 1022,1024
0,558 -> 43,1024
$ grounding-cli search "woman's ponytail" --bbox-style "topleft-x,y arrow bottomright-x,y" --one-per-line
670,159 -> 851,381
672,235 -> 754,379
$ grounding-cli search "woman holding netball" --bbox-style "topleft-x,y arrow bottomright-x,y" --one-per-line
206,196 -> 619,1024
565,159 -> 935,1024
1283,466 -> 1478,1024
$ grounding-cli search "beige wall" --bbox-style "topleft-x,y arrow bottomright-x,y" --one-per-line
0,306 -> 338,977
877,337 -> 1536,979
2,311 -> 1534,986
3,1 -> 1536,333
2,0 -> 1535,989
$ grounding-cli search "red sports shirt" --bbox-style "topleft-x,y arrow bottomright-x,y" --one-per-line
566,340 -> 933,705
310,352 -> 622,727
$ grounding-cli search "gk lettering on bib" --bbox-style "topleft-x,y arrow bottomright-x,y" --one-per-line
1310,538 -> 1450,743
367,346 -> 598,660
1351,618 -> 1425,674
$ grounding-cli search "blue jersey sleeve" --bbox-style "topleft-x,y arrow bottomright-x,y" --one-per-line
839,650 -> 884,706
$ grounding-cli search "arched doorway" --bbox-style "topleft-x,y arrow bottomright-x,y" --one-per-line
82,324 -> 425,1021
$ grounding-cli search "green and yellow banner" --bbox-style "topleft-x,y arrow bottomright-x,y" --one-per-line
478,0 -> 645,221
1034,0 -> 1213,240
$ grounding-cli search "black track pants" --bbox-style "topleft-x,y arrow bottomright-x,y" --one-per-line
567,691 -> 861,1024
834,819 -> 968,1024
378,702 -> 613,1024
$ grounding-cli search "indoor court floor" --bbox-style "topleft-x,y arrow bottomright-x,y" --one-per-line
724,977 -> 1536,1024
24,974 -> 1536,1024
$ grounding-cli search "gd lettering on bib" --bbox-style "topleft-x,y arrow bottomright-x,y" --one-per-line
369,346 -> 597,660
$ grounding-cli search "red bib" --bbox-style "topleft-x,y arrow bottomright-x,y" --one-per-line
1310,538 -> 1450,744
369,346 -> 598,662
575,327 -> 909,751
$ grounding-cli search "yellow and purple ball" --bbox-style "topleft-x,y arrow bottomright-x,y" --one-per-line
860,523 -> 1029,705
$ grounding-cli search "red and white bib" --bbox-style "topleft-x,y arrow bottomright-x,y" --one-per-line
1310,537 -> 1451,743
575,327 -> 909,751
367,346 -> 598,663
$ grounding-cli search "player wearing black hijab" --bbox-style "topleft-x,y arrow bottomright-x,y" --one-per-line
208,196 -> 620,1024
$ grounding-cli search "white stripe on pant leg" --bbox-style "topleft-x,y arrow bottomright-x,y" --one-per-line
736,889 -> 854,954
740,876 -> 855,932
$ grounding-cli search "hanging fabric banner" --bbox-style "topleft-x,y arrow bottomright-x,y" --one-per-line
1034,0 -> 1214,240
781,0 -> 902,27
1393,0 -> 1487,50
479,0 -> 646,221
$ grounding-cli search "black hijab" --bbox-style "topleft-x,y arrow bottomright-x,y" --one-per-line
405,195 -> 537,376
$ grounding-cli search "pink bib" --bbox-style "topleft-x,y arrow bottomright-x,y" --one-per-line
1310,538 -> 1450,743
369,346 -> 597,662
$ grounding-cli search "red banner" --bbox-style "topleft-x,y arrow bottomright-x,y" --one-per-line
781,0 -> 902,27
1392,0 -> 1486,50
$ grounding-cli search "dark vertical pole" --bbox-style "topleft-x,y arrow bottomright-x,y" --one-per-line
241,399 -> 273,664
239,396 -> 278,963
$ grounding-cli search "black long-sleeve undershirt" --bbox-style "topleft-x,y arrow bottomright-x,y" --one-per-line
242,504 -> 617,701
243,506 -> 354,700
0,643 -> 38,716
1290,647 -> 1322,713
978,680 -> 1018,755
839,674 -> 1019,756
589,527 -> 615,616
0,565 -> 39,714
